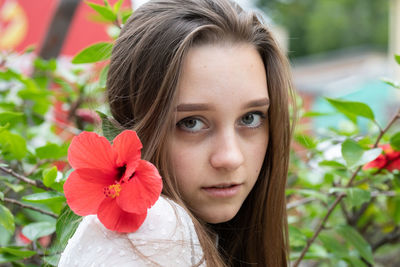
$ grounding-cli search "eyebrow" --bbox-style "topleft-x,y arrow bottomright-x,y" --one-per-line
175,97 -> 270,112
242,97 -> 270,109
176,103 -> 214,112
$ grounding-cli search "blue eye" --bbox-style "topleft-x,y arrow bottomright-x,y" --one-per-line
240,112 -> 265,128
177,117 -> 206,132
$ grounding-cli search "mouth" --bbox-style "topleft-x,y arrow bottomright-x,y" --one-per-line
202,183 -> 242,198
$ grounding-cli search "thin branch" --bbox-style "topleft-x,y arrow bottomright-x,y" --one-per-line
340,201 -> 352,225
3,197 -> 57,218
293,193 -> 346,266
371,191 -> 397,197
0,166 -> 51,191
373,109 -> 400,148
349,200 -> 373,227
293,109 -> 400,267
25,160 -> 51,177
372,119 -> 383,133
287,197 -> 316,210
372,227 -> 400,252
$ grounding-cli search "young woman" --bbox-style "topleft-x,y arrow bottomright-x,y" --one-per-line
59,0 -> 294,266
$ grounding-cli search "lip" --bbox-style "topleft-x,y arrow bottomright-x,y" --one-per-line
201,183 -> 242,198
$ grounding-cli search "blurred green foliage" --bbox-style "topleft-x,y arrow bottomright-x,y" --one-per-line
256,0 -> 389,58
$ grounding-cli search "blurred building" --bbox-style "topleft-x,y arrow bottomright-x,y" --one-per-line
292,47 -> 399,133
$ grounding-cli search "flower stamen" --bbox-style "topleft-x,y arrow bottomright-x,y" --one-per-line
104,184 -> 122,198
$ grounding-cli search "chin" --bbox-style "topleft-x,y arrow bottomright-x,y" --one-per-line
201,210 -> 238,224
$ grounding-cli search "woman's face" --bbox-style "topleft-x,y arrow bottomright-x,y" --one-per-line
168,43 -> 269,223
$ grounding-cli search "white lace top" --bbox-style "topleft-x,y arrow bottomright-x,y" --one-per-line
58,196 -> 205,267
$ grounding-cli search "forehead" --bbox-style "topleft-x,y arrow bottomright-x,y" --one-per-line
176,43 -> 268,105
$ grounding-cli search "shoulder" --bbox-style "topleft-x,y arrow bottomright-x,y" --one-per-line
59,196 -> 204,267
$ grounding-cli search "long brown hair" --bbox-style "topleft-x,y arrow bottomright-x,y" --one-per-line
106,0 -> 294,266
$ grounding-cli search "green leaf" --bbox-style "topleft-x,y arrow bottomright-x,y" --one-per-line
4,182 -> 24,192
113,0 -> 124,13
0,192 -> 3,201
381,77 -> 400,89
72,42 -> 113,64
287,189 -> 328,203
22,221 -> 56,241
0,204 -> 15,234
103,0 -> 111,8
36,143 -> 67,160
302,111 -> 333,117
289,225 -> 307,247
336,225 -> 374,264
345,188 -> 371,209
86,2 -> 117,22
33,57 -> 57,72
390,132 -> 400,151
0,112 -> 24,126
342,139 -> 363,167
294,133 -> 316,149
18,79 -> 52,115
99,64 -> 109,88
318,233 -> 348,257
54,206 -> 82,255
356,147 -> 382,166
43,254 -> 61,266
319,160 -> 346,169
395,54 -> 400,65
329,188 -> 371,208
43,166 -> 58,187
121,9 -> 132,23
0,247 -> 36,258
0,131 -> 27,160
387,197 -> 400,224
22,192 -> 65,204
345,256 -> 368,267
325,98 -> 375,120
97,111 -> 122,141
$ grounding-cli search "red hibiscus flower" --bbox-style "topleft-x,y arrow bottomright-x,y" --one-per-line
363,144 -> 400,172
64,130 -> 163,233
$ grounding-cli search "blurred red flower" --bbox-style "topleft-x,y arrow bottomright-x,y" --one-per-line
363,144 -> 400,172
64,130 -> 163,233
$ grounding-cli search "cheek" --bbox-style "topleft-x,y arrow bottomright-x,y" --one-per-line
168,143 -> 203,188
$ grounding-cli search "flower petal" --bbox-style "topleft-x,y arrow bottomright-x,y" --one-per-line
68,131 -> 116,173
117,160 -> 163,214
63,171 -> 106,216
112,130 -> 142,172
363,155 -> 386,170
75,168 -> 116,186
97,197 -> 147,233
387,158 -> 400,172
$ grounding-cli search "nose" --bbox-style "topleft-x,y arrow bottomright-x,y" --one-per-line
209,130 -> 244,171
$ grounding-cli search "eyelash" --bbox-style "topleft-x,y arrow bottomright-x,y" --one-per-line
239,111 -> 266,128
176,111 -> 266,133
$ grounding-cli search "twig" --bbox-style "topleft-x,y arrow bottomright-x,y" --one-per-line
25,160 -> 50,177
3,197 -> 57,218
0,166 -> 51,191
372,119 -> 383,133
293,109 -> 400,267
349,200 -> 373,227
293,193 -> 346,266
373,109 -> 400,148
372,227 -> 400,251
340,201 -> 352,225
287,197 -> 316,210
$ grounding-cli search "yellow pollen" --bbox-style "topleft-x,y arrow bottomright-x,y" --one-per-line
104,184 -> 122,198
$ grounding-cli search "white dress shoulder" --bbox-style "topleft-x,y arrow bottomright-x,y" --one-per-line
58,196 -> 205,267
